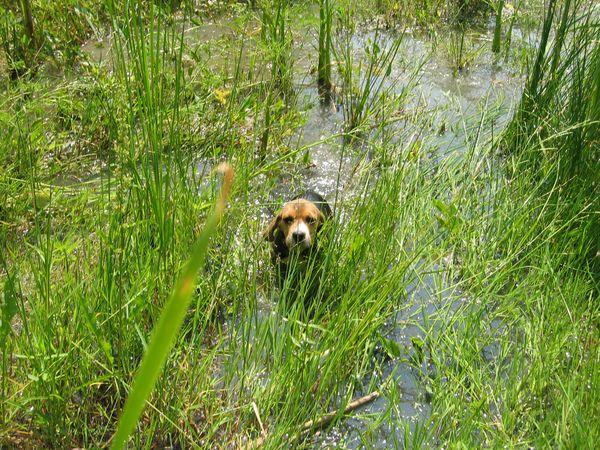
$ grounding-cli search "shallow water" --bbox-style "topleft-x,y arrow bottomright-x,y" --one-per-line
311,268 -> 450,449
284,24 -> 525,449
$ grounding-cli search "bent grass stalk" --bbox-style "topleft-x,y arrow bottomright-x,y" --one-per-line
110,164 -> 233,449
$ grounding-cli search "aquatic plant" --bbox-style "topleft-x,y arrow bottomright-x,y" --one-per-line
0,0 -> 107,75
259,0 -> 293,98
110,164 -> 233,449
444,27 -> 483,75
19,0 -> 34,45
505,0 -> 599,262
426,5 -> 600,443
1,0 -> 36,78
317,0 -> 334,102
334,21 -> 403,138
492,0 -> 505,53
502,0 -> 522,58
447,0 -> 491,24
257,0 -> 294,156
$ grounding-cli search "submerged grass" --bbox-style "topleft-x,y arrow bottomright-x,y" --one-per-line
334,20 -> 404,138
1,0 -> 599,448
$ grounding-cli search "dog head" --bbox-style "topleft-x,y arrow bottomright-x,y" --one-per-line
264,198 -> 327,255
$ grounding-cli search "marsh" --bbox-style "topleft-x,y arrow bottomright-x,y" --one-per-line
1,0 -> 598,448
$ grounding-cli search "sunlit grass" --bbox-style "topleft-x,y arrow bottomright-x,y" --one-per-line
1,0 -> 598,448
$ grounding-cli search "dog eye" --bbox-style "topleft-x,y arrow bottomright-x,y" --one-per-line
283,217 -> 293,224
306,216 -> 315,224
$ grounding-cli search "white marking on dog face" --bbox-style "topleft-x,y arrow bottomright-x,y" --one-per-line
296,221 -> 311,247
286,220 -> 312,250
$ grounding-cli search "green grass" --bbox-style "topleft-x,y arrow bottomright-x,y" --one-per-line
1,0 -> 599,448
334,23 -> 404,138
317,0 -> 333,102
110,163 -> 233,449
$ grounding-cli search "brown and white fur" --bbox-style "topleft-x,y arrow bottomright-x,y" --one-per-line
263,190 -> 332,267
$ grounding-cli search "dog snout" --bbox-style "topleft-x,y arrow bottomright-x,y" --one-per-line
288,221 -> 311,248
292,230 -> 306,243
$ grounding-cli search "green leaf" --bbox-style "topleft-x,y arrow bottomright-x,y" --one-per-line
379,335 -> 402,359
410,336 -> 425,365
433,199 -> 460,234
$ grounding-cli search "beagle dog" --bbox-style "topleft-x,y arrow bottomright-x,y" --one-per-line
264,190 -> 332,267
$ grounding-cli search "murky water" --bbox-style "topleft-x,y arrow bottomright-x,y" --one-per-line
310,268 -> 448,448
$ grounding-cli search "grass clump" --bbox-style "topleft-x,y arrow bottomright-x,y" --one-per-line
317,0 -> 334,102
334,24 -> 404,138
420,1 -> 600,446
1,0 -> 108,77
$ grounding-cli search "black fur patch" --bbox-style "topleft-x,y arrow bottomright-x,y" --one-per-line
271,228 -> 289,264
292,190 -> 332,218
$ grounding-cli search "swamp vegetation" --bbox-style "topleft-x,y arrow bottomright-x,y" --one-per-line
1,0 -> 598,448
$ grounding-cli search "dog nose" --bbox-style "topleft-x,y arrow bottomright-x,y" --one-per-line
292,231 -> 306,242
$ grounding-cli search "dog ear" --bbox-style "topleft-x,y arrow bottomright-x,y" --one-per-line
263,214 -> 281,242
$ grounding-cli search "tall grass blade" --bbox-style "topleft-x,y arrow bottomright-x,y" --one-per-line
317,0 -> 333,101
492,0 -> 505,53
587,40 -> 600,140
526,0 -> 556,102
110,164 -> 234,449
